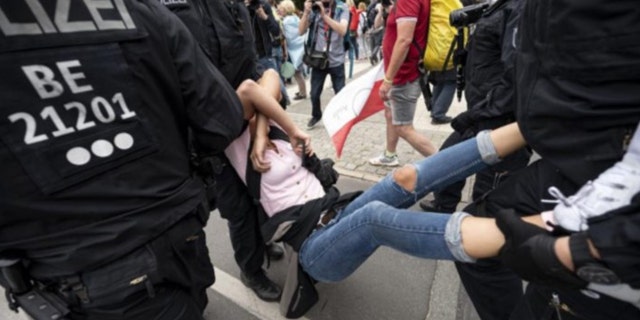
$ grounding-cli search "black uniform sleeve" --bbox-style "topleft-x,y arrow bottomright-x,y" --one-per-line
158,3 -> 244,154
587,200 -> 640,288
468,1 -> 521,125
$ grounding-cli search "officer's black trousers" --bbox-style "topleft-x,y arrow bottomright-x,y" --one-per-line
215,156 -> 265,276
62,215 -> 215,320
457,159 -> 640,320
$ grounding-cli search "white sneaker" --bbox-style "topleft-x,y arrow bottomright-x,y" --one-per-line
368,154 -> 400,167
549,162 -> 640,231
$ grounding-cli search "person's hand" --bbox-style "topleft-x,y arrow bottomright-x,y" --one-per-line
303,0 -> 313,14
379,81 -> 391,101
495,209 -> 588,289
255,6 -> 268,20
250,134 -> 272,173
314,1 -> 326,17
289,128 -> 312,156
451,110 -> 475,134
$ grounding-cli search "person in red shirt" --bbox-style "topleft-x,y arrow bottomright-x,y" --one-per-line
369,0 -> 437,167
347,0 -> 362,59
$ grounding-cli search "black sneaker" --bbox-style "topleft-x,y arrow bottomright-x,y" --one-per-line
307,117 -> 321,129
240,270 -> 282,302
266,243 -> 284,260
431,116 -> 453,125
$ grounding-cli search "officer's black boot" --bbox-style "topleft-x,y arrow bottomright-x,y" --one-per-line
266,244 -> 284,261
240,269 -> 282,302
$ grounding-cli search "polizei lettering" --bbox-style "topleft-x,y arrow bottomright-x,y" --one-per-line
0,0 -> 136,36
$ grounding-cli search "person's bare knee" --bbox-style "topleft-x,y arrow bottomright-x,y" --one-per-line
393,165 -> 417,192
393,124 -> 413,139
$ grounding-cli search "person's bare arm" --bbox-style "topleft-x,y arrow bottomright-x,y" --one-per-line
316,1 -> 348,36
299,1 -> 313,35
379,17 -> 415,100
236,79 -> 310,151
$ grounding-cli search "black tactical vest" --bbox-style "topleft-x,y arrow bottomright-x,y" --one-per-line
0,0 -> 242,277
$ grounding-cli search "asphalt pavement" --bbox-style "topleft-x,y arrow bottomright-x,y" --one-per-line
0,59 -> 482,320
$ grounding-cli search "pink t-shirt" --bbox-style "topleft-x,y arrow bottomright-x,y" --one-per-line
382,0 -> 430,85
224,125 -> 326,217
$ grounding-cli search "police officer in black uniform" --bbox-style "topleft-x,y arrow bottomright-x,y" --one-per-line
0,0 -> 244,318
158,0 -> 284,301
420,1 -> 531,319
450,0 -> 640,319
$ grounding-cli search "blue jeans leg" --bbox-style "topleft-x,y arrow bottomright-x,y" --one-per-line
299,136 -> 494,282
342,136 -> 489,216
329,64 -> 346,94
431,80 -> 456,120
299,201 -> 454,282
310,67 -> 329,119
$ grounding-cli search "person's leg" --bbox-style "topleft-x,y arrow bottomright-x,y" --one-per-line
350,133 -> 498,215
455,159 -> 570,320
348,45 -> 355,79
309,67 -> 328,121
357,124 -> 524,213
368,104 -> 401,166
424,131 -> 468,213
330,64 -> 346,93
215,162 -> 281,301
294,70 -> 307,98
352,34 -> 360,59
299,202 -> 458,282
430,80 -> 455,122
388,80 -> 437,156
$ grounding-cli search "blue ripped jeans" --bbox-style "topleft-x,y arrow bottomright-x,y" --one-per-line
299,132 -> 498,282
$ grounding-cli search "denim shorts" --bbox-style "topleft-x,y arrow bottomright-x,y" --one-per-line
388,79 -> 421,125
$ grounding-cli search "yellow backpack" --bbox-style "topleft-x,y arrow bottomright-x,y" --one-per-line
423,0 -> 464,71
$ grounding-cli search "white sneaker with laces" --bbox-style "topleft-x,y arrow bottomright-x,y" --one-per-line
549,161 -> 640,231
368,154 -> 400,167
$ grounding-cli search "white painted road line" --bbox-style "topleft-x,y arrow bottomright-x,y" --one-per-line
210,267 -> 311,320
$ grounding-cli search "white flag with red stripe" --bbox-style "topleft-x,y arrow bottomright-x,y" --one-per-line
323,63 -> 385,158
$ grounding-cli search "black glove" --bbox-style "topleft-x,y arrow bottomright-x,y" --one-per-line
450,110 -> 475,134
495,209 -> 588,289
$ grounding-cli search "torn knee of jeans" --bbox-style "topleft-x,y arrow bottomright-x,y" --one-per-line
393,165 -> 417,192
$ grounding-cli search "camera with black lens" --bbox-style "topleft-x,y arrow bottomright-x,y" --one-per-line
449,2 -> 489,27
312,3 -> 321,12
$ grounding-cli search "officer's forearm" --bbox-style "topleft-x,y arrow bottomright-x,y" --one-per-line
554,236 -> 601,272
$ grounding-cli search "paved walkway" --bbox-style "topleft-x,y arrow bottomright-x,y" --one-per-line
284,59 -> 475,201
